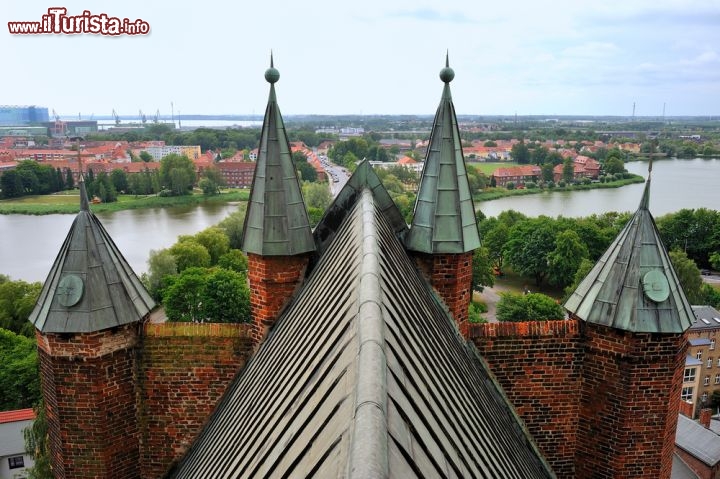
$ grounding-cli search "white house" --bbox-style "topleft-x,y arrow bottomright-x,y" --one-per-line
0,409 -> 35,479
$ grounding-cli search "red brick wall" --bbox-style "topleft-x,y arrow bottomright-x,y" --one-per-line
470,320 -> 583,478
247,253 -> 309,342
137,322 -> 254,479
37,324 -> 140,479
413,252 -> 473,336
675,446 -> 718,479
575,322 -> 688,479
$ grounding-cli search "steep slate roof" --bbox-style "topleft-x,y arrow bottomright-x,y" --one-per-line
170,187 -> 553,478
564,175 -> 694,333
404,56 -> 481,254
690,305 -> 720,330
28,179 -> 155,333
240,56 -> 315,256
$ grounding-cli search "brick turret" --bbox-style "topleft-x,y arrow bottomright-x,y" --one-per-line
405,55 -> 480,335
240,55 -> 315,343
28,177 -> 156,478
565,168 -> 694,479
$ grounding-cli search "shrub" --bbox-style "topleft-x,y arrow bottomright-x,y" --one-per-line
558,180 -> 566,187
525,181 -> 537,189
506,181 -> 515,190
496,292 -> 564,322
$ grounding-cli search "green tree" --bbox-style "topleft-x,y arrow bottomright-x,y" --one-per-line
496,292 -> 564,322
160,154 -> 196,195
193,227 -> 230,265
604,157 -> 625,175
24,399 -> 52,479
302,182 -> 331,210
218,206 -> 247,249
163,267 -> 207,322
201,269 -> 251,323
0,277 -> 42,337
110,169 -> 129,194
472,247 -> 494,292
0,170 -> 25,198
504,217 -> 557,286
217,249 -> 248,273
710,252 -> 720,271
669,249 -> 703,304
64,168 -> 74,190
0,328 -> 40,410
541,163 -> 554,184
547,230 -> 589,288
143,249 -> 178,300
510,141 -> 531,164
562,158 -> 575,184
139,151 -> 153,162
563,258 -> 595,301
169,241 -> 211,272
199,166 -> 224,195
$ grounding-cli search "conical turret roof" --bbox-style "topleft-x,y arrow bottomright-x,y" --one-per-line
404,54 -> 480,254
564,169 -> 694,333
29,178 -> 155,333
241,55 -> 315,256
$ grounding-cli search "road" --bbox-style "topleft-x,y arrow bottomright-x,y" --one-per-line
317,154 -> 349,197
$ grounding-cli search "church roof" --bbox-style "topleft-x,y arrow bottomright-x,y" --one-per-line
404,55 -> 481,254
28,179 -> 155,333
564,174 -> 694,333
170,186 -> 552,478
241,55 -> 315,256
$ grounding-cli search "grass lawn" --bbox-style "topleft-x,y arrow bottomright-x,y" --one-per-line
0,190 -> 249,215
494,267 -> 565,300
467,161 -> 517,175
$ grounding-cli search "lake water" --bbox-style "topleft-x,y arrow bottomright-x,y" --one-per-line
476,157 -> 720,218
0,203 -> 239,282
1,157 -> 717,282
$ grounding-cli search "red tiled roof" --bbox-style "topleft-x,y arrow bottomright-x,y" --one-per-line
0,408 -> 35,424
397,156 -> 417,165
493,165 -> 540,178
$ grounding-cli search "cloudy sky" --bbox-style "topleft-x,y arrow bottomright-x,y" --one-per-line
3,0 -> 719,117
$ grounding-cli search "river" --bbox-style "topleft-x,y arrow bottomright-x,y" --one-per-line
0,203 -> 239,282
477,157 -> 719,218
1,157 -> 717,283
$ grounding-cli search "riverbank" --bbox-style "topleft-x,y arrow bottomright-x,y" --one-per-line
473,174 -> 645,202
0,190 -> 249,215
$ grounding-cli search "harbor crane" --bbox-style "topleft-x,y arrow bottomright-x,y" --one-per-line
112,109 -> 120,126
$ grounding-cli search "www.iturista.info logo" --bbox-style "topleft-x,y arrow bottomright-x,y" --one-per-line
8,8 -> 150,35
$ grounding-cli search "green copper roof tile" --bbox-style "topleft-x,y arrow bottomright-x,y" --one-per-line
28,178 -> 155,333
241,55 -> 315,256
405,55 -> 481,254
564,173 -> 694,334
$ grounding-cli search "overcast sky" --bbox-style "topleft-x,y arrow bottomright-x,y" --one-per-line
3,0 -> 720,117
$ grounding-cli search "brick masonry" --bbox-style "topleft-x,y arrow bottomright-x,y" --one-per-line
470,319 -> 583,478
575,322 -> 687,479
247,253 -> 309,342
137,322 -> 255,479
470,319 -> 688,479
37,324 -> 141,479
413,252 -> 473,336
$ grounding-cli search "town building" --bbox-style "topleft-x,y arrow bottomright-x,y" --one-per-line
0,106 -> 49,126
215,161 -> 256,188
492,164 -> 541,186
683,306 -> 720,411
675,411 -> 720,479
28,57 -> 693,479
140,145 -> 201,161
0,408 -> 35,479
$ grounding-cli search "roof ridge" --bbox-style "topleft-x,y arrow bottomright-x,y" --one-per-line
348,188 -> 389,478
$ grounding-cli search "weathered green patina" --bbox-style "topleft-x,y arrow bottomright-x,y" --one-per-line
240,55 -> 315,256
28,178 -> 155,333
564,175 -> 694,333
404,54 -> 481,254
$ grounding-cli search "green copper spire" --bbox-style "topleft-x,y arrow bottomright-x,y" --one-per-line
404,55 -> 480,254
564,165 -> 693,333
241,56 -> 315,256
28,179 -> 155,333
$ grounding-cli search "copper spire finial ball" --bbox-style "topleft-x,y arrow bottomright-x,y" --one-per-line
265,52 -> 280,84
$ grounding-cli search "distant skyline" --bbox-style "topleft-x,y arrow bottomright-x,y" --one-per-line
3,0 -> 720,117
